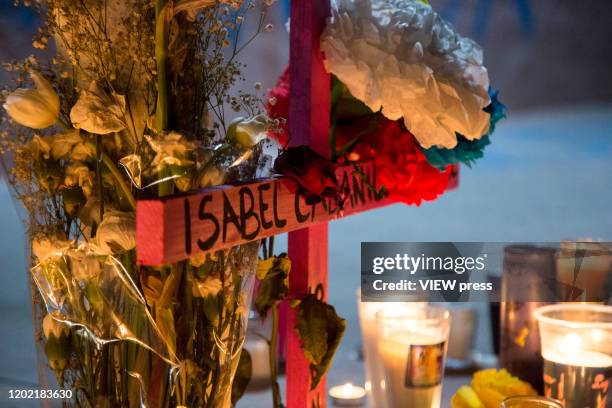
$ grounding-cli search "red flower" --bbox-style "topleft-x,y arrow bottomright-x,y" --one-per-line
335,119 -> 451,206
265,67 -> 290,146
268,66 -> 451,206
273,146 -> 338,205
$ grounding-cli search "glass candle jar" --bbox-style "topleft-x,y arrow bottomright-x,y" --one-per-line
501,396 -> 564,408
355,289 -> 426,408
375,305 -> 451,408
534,303 -> 612,408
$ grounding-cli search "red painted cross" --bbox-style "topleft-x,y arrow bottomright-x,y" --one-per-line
135,1 -> 457,406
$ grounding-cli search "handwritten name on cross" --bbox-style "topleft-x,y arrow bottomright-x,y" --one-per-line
136,162 -> 390,266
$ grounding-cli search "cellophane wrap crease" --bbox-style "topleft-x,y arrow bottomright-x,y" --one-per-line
31,238 -> 259,407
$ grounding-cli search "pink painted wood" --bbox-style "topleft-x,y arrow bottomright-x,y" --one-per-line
286,0 -> 332,407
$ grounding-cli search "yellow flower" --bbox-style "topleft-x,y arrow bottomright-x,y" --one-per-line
66,245 -> 103,280
451,386 -> 485,408
227,115 -> 268,149
3,71 -> 60,129
450,369 -> 538,408
95,210 -> 136,255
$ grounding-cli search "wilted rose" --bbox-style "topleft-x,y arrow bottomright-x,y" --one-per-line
70,81 -> 127,135
274,146 -> 338,204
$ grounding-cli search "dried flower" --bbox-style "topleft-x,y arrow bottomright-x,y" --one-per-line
32,235 -> 72,263
145,131 -> 195,171
3,71 -> 60,129
95,210 -> 136,255
51,130 -> 95,161
64,162 -> 95,198
70,81 -> 127,135
29,134 -> 52,160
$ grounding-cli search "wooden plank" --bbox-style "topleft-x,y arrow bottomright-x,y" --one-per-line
286,0 -> 332,406
136,162 -> 390,266
286,224 -> 329,408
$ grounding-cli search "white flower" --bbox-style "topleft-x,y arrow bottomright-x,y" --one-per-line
227,115 -> 269,149
95,210 -> 136,255
70,81 -> 127,135
3,71 -> 60,129
145,131 -> 195,172
321,0 -> 491,149
32,235 -> 72,263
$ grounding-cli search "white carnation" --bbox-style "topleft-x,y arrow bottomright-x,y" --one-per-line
321,0 -> 491,149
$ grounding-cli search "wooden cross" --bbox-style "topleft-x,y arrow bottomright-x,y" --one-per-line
136,1 -> 457,406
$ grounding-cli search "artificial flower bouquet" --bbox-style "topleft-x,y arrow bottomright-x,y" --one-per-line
268,0 -> 505,206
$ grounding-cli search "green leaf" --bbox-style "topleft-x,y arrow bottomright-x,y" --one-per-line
294,288 -> 346,390
254,254 -> 291,319
231,348 -> 252,406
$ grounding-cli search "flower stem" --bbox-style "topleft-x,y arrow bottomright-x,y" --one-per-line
85,141 -> 136,210
95,135 -> 105,220
101,150 -> 137,210
155,0 -> 170,132
269,303 -> 283,408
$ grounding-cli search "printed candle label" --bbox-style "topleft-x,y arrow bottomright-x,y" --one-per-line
543,359 -> 611,408
404,342 -> 445,388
